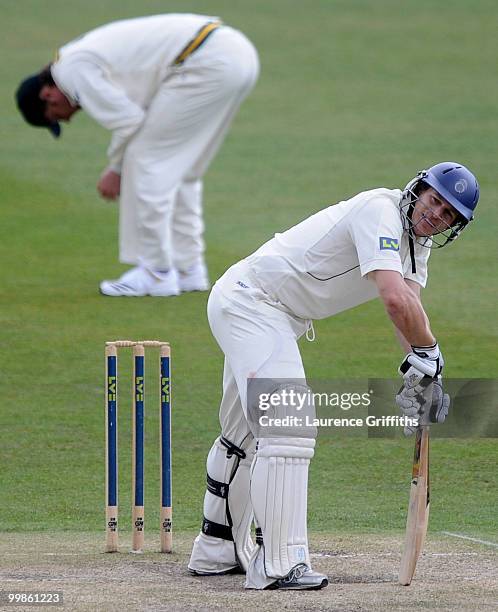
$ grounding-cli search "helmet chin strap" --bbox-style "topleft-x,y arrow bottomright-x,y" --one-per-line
406,199 -> 417,274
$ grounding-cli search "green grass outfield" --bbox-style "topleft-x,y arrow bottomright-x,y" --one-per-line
1,0 -> 497,553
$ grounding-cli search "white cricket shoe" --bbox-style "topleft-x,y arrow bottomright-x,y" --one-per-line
178,262 -> 210,293
100,267 -> 180,297
265,564 -> 328,591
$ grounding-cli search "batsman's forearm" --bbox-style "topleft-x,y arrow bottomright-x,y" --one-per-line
394,326 -> 412,354
383,291 -> 435,347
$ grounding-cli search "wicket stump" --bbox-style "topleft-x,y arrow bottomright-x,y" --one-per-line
105,340 -> 172,553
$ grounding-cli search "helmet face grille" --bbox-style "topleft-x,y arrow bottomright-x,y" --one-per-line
400,185 -> 466,249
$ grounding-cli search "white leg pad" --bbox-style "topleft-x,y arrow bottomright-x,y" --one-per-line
188,435 -> 255,573
245,437 -> 315,588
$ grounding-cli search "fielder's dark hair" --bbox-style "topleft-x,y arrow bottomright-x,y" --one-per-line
15,64 -> 61,137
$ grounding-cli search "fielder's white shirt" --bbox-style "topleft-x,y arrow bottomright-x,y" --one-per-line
245,188 -> 430,320
51,14 -> 218,170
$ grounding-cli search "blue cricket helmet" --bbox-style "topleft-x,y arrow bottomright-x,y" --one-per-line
401,161 -> 480,248
417,162 -> 479,222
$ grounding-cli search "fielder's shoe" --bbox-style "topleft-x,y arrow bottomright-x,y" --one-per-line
178,262 -> 210,293
265,564 -> 328,591
100,266 -> 180,297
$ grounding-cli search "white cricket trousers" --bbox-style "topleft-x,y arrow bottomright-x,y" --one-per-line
119,27 -> 259,271
207,261 -> 309,440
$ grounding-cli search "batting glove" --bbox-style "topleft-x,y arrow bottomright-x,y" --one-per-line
396,377 -> 450,436
398,343 -> 444,387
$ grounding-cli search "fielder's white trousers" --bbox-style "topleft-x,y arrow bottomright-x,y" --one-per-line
119,27 -> 259,271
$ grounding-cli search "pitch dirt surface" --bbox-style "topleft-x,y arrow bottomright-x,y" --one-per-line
0,532 -> 496,611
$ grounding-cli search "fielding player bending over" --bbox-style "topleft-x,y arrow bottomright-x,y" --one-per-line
15,14 -> 259,296
188,162 -> 479,590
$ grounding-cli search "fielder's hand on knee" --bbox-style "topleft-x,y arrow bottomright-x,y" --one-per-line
396,377 -> 450,436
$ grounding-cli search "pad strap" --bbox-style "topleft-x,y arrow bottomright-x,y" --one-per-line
255,527 -> 263,545
206,473 -> 229,499
202,517 -> 233,541
220,436 -> 246,459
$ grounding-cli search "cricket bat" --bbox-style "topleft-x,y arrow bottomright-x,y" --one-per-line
399,425 -> 430,585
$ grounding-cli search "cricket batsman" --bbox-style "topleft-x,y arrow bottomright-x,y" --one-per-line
188,162 -> 479,589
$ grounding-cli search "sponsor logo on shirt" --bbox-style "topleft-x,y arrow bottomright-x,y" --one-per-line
379,237 -> 399,251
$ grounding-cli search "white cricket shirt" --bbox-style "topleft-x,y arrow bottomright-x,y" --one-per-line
51,14 -> 218,170
245,188 -> 430,320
